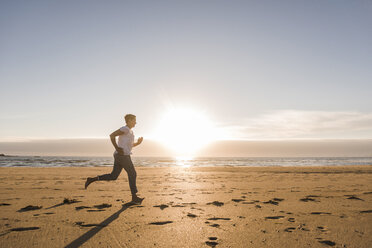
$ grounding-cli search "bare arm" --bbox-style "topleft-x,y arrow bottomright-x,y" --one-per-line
110,129 -> 124,154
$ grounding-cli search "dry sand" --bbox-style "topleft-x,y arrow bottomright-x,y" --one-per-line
0,166 -> 371,248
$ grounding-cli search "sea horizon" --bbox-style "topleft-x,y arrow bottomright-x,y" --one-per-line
1,155 -> 372,168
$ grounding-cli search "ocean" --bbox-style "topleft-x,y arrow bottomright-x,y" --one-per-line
1,156 -> 372,167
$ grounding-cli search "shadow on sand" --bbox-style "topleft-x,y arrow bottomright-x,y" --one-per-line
64,202 -> 139,248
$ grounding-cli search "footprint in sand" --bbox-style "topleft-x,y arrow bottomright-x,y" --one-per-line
265,216 -> 285,220
288,217 -> 295,222
345,195 -> 364,201
318,240 -> 336,246
45,198 -> 82,209
242,200 -> 259,204
360,210 -> 372,213
0,226 -> 39,236
10,227 -> 40,231
93,203 -> 112,209
63,198 -> 81,204
205,241 -> 218,247
207,201 -> 224,207
272,198 -> 284,202
17,205 -> 42,212
149,221 -> 173,225
75,206 -> 91,211
172,204 -> 186,208
284,227 -> 296,232
182,202 -> 197,206
307,195 -> 321,198
263,200 -> 279,205
311,212 -> 331,215
207,217 -> 230,221
300,197 -> 317,202
0,203 -> 11,206
317,226 -> 329,233
209,224 -> 220,228
187,213 -> 197,218
75,222 -> 107,227
153,204 -> 169,210
76,202 -> 111,211
206,237 -> 218,247
231,199 -> 245,203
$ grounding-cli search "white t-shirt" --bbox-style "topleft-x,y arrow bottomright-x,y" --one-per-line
116,126 -> 134,155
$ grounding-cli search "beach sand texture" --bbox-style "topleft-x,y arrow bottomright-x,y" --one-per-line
0,166 -> 371,248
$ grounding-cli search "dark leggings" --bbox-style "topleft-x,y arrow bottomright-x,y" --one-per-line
98,154 -> 137,195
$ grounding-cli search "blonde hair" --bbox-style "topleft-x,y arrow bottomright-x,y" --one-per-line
124,114 -> 136,123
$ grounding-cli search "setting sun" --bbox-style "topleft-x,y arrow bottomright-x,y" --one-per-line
152,107 -> 217,156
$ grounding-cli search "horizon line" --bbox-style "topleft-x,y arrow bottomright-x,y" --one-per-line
1,137 -> 372,142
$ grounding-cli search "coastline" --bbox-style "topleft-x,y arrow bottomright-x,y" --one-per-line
1,155 -> 372,168
1,166 -> 371,247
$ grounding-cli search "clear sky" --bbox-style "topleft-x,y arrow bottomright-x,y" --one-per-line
1,1 -> 372,150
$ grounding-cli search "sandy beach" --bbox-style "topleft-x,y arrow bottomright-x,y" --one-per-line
0,166 -> 371,248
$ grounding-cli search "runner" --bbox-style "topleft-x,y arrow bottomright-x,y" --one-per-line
84,114 -> 144,203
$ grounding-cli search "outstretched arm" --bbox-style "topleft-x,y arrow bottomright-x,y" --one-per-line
110,129 -> 125,154
133,137 -> 143,147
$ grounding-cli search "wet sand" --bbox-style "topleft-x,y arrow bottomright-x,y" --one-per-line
0,166 -> 371,247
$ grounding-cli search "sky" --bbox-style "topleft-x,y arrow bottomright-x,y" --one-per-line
1,1 -> 372,156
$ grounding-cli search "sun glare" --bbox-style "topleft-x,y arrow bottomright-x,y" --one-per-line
152,107 -> 217,156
